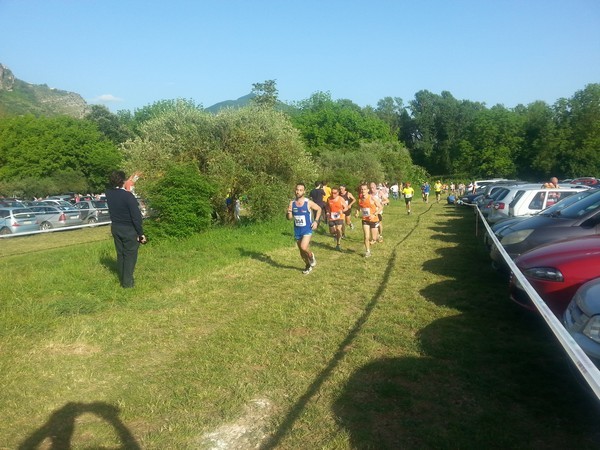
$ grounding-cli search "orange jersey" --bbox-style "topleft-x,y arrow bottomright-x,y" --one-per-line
327,196 -> 346,221
358,194 -> 379,222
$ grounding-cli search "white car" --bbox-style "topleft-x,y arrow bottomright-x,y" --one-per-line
487,184 -> 544,224
508,187 -> 588,218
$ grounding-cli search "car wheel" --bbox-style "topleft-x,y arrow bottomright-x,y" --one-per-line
40,221 -> 52,231
87,217 -> 98,224
0,227 -> 11,235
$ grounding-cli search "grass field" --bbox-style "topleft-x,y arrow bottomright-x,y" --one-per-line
1,200 -> 599,449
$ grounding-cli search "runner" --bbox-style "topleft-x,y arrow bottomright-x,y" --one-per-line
287,183 -> 322,274
434,180 -> 443,203
402,181 -> 415,214
370,182 -> 388,242
339,184 -> 356,237
421,181 -> 430,203
326,187 -> 346,251
358,183 -> 382,258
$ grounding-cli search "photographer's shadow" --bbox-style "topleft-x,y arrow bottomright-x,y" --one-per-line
237,248 -> 299,270
19,401 -> 140,449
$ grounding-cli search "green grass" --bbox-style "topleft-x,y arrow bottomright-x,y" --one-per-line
1,202 -> 599,449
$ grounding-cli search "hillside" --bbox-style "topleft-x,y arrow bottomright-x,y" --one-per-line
0,64 -> 88,118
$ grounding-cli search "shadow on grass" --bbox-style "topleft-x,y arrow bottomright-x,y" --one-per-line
237,248 -> 299,271
333,208 -> 600,448
19,401 -> 140,449
100,254 -> 118,278
261,205 -> 432,449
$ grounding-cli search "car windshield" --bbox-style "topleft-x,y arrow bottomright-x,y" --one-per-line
539,190 -> 593,216
556,190 -> 600,219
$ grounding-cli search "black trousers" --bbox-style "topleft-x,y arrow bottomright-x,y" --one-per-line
111,223 -> 140,288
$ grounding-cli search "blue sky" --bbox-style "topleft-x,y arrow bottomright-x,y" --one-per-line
1,0 -> 598,112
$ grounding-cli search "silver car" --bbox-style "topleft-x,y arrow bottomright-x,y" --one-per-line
29,205 -> 83,230
0,207 -> 39,235
564,278 -> 600,366
75,200 -> 111,224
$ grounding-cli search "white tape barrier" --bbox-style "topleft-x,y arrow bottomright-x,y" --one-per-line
0,221 -> 111,239
477,207 -> 600,399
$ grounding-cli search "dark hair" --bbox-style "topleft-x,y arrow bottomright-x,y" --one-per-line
109,170 -> 127,188
296,182 -> 306,189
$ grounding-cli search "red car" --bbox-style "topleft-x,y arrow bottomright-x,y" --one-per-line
509,235 -> 600,317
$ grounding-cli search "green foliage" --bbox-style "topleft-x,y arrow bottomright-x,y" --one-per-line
291,92 -> 396,153
0,114 -> 122,194
127,98 -> 204,135
85,104 -> 134,145
142,163 -> 216,239
251,79 -> 278,108
123,105 -> 317,223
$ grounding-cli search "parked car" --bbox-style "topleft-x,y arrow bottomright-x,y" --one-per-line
75,200 -> 110,224
570,177 -> 599,187
0,207 -> 39,235
564,278 -> 600,366
485,189 -> 595,251
38,199 -> 75,208
490,188 -> 600,268
0,198 -> 26,207
477,186 -> 511,219
508,186 -> 588,218
487,184 -> 542,224
29,204 -> 84,230
508,235 -> 600,316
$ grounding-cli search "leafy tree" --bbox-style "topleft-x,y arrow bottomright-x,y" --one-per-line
0,115 -> 122,193
123,105 -> 317,223
251,79 -> 279,108
127,98 -> 204,135
85,104 -> 134,145
291,92 -> 395,153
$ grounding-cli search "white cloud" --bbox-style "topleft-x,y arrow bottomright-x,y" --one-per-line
91,94 -> 124,103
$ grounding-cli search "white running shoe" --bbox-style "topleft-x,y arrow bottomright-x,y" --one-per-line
310,253 -> 317,267
302,265 -> 312,275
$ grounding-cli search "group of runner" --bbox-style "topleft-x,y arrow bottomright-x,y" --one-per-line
287,181 -> 421,274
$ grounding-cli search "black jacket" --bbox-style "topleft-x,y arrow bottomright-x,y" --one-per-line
106,188 -> 144,235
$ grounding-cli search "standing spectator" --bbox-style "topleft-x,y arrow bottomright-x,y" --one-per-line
542,177 -> 560,188
390,182 -> 399,200
106,170 -> 146,288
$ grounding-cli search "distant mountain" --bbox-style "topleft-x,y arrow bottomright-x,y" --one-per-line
0,63 -> 88,118
204,93 -> 256,114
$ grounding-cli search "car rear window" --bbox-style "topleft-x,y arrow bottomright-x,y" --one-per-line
92,201 -> 107,208
558,190 -> 600,219
14,211 -> 36,219
509,190 -> 526,208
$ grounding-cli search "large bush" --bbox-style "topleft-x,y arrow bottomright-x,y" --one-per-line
123,103 -> 317,223
142,163 -> 216,239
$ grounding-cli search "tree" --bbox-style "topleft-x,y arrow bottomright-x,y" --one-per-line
291,92 -> 395,153
85,104 -> 134,145
123,105 -> 317,223
251,79 -> 279,108
0,115 -> 122,193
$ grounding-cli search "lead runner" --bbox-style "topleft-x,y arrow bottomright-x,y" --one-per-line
287,183 -> 322,274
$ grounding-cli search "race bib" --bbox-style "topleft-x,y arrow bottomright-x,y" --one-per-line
294,215 -> 307,227
330,212 -> 341,220
361,208 -> 371,218
405,194 -> 413,198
